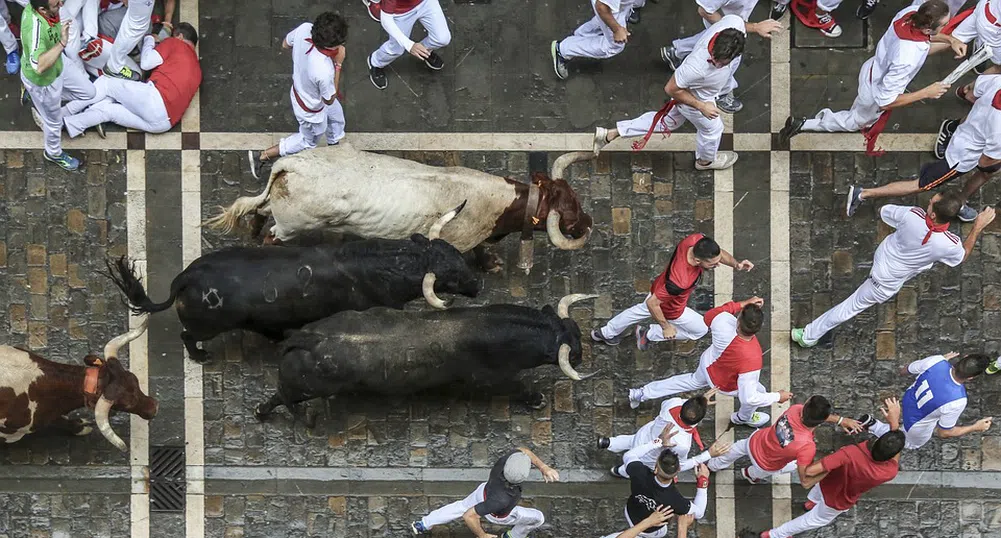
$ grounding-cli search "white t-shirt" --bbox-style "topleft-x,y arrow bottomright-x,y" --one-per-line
673,14 -> 745,101
697,0 -> 759,25
629,398 -> 710,473
870,205 -> 965,287
286,22 -> 337,123
864,6 -> 932,108
594,0 -> 623,14
973,0 -> 1001,63
946,74 -> 1001,172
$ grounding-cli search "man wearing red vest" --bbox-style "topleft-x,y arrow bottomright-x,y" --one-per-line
627,297 -> 791,427
61,21 -> 200,137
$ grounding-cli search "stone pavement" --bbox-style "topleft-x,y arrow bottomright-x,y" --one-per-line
3,0 -> 1001,536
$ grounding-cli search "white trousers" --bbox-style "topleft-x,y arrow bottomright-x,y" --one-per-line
802,59 -> 881,133
769,485 -> 846,538
607,424 -> 661,474
22,59 -> 95,156
803,276 -> 898,345
0,0 -> 17,55
600,296 -> 709,342
60,0 -> 99,65
421,482 -> 545,538
370,0 -> 451,68
636,367 -> 768,423
106,0 -> 153,72
672,26 -> 709,58
278,90 -> 346,156
558,3 -> 630,60
869,418 -> 933,450
707,437 -> 798,479
616,104 -> 725,162
63,76 -> 170,137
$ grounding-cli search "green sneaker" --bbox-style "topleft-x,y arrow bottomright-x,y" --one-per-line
44,152 -> 81,171
987,362 -> 1001,375
107,66 -> 142,81
791,328 -> 815,348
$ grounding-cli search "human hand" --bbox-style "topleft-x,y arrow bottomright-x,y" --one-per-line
735,259 -> 755,271
334,45 -> 346,64
643,505 -> 675,528
741,296 -> 765,308
60,20 -> 71,45
778,390 -> 794,403
659,424 -> 679,447
409,42 -> 430,59
839,417 -> 864,435
709,438 -> 732,457
676,513 -> 695,532
541,465 -> 560,483
943,351 -> 959,360
660,322 -> 677,340
974,206 -> 996,230
613,26 -> 630,43
704,387 -> 719,405
699,101 -> 720,120
754,19 -> 782,38
977,416 -> 994,432
950,39 -> 967,59
696,463 -> 710,479
921,82 -> 950,100
881,396 -> 901,426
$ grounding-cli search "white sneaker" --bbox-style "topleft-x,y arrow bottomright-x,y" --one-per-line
628,388 -> 643,409
593,126 -> 609,157
733,411 -> 770,428
695,151 -> 739,170
30,107 -> 44,130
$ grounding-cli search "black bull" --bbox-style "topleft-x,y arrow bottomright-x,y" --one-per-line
106,234 -> 481,362
254,294 -> 598,421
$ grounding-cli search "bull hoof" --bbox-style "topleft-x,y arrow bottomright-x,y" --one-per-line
304,408 -> 318,429
187,350 -> 212,363
254,404 -> 271,421
527,393 -> 548,410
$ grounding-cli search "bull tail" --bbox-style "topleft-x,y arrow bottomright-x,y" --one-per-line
104,256 -> 177,315
201,171 -> 279,234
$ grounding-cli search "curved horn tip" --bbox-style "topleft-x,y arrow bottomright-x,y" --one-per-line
422,273 -> 451,310
454,200 -> 468,214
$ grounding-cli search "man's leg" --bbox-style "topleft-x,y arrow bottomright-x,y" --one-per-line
417,0 -> 451,52
707,437 -> 750,472
420,483 -> 485,529
325,100 -> 346,145
106,0 -> 154,74
671,28 -> 708,59
557,10 -> 627,59
607,433 -> 637,452
59,57 -> 96,101
653,307 -> 708,341
733,381 -> 770,423
488,506 -> 545,538
24,76 -> 66,158
572,15 -> 605,37
370,9 -> 420,67
597,297 -> 653,340
801,277 -> 892,345
0,0 -> 17,57
768,485 -> 846,538
278,119 -> 325,157
682,104 -> 726,165
801,74 -> 880,133
746,459 -> 796,482
634,368 -> 709,403
611,106 -> 687,140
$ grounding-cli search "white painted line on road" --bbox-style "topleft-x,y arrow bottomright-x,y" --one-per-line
714,165 -> 736,538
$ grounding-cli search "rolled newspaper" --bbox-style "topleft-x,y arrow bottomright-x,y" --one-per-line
942,44 -> 993,85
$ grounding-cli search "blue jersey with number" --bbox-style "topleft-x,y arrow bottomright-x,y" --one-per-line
901,359 -> 966,431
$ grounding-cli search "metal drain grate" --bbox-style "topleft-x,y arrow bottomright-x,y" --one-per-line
150,446 -> 186,512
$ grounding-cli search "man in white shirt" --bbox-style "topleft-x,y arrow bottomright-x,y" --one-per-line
366,0 -> 450,90
792,191 -> 994,348
659,0 -> 780,112
589,15 -> 746,170
550,0 -> 635,80
599,390 -> 731,477
859,353 -> 992,449
105,0 -> 172,80
248,13 -> 347,180
844,74 -> 1001,223
947,0 -> 1001,74
780,1 -> 961,152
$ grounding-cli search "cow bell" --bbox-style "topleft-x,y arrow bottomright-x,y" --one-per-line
517,239 -> 534,274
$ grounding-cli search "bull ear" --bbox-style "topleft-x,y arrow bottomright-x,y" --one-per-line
84,355 -> 104,367
541,305 -> 557,317
411,234 -> 431,246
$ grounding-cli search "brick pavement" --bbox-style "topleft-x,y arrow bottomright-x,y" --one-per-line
0,494 -> 131,538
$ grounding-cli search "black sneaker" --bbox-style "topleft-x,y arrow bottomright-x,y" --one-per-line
660,45 -> 681,71
597,437 -> 610,449
856,413 -> 876,430
368,55 -> 388,90
771,1 -> 788,19
610,466 -> 626,478
779,116 -> 806,144
424,50 -> 444,70
591,328 -> 623,346
627,6 -> 641,24
856,0 -> 878,19
846,185 -> 865,217
551,40 -> 568,80
935,119 -> 959,160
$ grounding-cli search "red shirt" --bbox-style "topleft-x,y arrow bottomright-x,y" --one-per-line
381,0 -> 425,14
818,442 -> 899,511
702,302 -> 762,392
148,38 -> 202,127
748,404 -> 816,472
650,233 -> 704,320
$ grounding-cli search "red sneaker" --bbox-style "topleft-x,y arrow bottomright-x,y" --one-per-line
804,500 -> 817,511
79,38 -> 104,61
362,0 -> 381,22
816,12 -> 843,37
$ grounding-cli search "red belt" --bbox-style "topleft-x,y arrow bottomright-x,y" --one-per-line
292,86 -> 323,114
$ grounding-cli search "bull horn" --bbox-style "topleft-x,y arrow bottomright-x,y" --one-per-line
428,200 -> 468,240
94,395 -> 127,453
546,210 -> 591,250
550,152 -> 592,180
422,273 -> 452,310
557,344 -> 585,381
103,314 -> 150,359
557,293 -> 599,319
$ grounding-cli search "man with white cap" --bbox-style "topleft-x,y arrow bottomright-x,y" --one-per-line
411,447 -> 559,537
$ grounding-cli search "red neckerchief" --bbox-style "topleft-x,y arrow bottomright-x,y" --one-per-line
669,406 -> 705,450
706,32 -> 719,65
993,89 -> 1001,110
40,9 -> 60,26
943,7 -> 975,35
305,38 -> 340,59
922,213 -> 950,244
862,110 -> 892,156
631,100 -> 677,151
893,13 -> 931,42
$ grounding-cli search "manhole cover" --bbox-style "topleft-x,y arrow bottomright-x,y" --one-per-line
150,446 -> 185,512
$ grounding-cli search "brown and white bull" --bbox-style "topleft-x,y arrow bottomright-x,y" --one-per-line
204,143 -> 594,273
0,316 -> 157,452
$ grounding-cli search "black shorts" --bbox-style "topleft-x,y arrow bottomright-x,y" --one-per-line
918,159 -> 964,190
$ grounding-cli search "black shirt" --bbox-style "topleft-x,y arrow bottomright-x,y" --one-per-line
625,461 -> 692,532
474,450 -> 524,518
